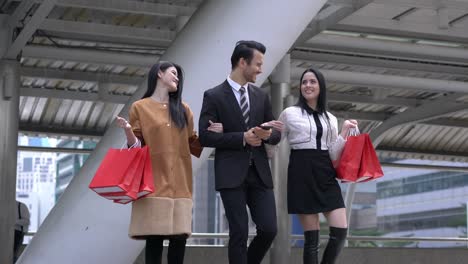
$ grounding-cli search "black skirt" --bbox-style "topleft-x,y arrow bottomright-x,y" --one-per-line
287,149 -> 345,214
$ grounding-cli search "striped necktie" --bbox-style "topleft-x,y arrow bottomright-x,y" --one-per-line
239,86 -> 250,127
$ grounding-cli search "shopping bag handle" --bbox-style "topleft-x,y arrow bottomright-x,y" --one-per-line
348,127 -> 360,137
119,139 -> 140,151
119,143 -> 130,151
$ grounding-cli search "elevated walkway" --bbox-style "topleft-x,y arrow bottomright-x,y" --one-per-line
17,1 -> 328,263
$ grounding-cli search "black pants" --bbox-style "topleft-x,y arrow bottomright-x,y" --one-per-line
220,165 -> 277,264
13,230 -> 24,263
145,235 -> 187,264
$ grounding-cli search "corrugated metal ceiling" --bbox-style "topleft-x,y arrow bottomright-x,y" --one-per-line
2,0 -> 466,163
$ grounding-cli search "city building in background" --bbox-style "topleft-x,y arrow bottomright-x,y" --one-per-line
16,136 -> 57,236
377,162 -> 468,248
16,136 -> 96,239
55,140 -> 96,201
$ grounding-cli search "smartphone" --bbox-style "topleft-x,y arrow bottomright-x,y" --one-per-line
260,125 -> 273,130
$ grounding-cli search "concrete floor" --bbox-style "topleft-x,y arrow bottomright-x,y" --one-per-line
134,246 -> 468,264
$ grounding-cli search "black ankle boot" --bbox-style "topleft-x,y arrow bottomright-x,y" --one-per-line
320,227 -> 347,264
303,230 -> 320,264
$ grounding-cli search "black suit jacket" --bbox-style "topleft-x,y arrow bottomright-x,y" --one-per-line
199,80 -> 281,190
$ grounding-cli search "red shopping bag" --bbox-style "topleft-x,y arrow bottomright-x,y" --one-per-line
100,147 -> 146,200
357,136 -> 384,182
89,147 -> 142,196
137,147 -> 154,199
102,146 -> 154,204
336,134 -> 366,182
113,199 -> 132,204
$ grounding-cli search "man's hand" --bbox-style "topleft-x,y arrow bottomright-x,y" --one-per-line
252,126 -> 272,140
244,129 -> 262,146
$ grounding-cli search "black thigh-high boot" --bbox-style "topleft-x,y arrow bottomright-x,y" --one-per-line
303,230 -> 320,264
167,234 -> 188,264
320,227 -> 347,264
146,236 -> 164,264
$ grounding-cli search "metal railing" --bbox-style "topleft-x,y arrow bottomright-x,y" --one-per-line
190,233 -> 468,242
25,231 -> 468,244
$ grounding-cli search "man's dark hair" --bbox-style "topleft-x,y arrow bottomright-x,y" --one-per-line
230,40 -> 266,70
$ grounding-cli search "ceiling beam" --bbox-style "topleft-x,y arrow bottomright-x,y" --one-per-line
20,86 -> 130,104
39,19 -> 175,47
55,0 -> 196,17
9,0 -> 197,16
333,109 -> 468,129
300,34 -> 468,65
333,13 -> 468,43
371,0 -> 468,10
378,146 -> 468,161
286,85 -> 424,107
328,91 -> 422,107
294,0 -> 372,46
295,4 -> 357,45
291,50 -> 468,76
19,123 -> 103,138
20,67 -> 144,85
22,45 -> 159,67
4,0 -> 57,59
379,162 -> 468,172
425,118 -> 468,128
291,68 -> 468,93
6,0 -> 35,28
369,94 -> 467,145
333,110 -> 392,121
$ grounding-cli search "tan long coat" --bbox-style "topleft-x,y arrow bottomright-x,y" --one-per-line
127,98 -> 199,239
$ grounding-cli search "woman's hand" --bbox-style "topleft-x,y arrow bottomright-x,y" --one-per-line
115,116 -> 138,146
115,116 -> 131,130
340,119 -> 358,138
263,120 -> 284,132
207,120 -> 223,133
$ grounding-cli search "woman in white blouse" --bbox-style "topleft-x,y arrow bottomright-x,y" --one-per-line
278,68 -> 357,264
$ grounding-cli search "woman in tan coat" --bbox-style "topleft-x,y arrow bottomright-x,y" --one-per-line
116,62 -> 216,264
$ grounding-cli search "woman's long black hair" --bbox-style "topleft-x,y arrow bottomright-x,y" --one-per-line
142,62 -> 187,129
295,67 -> 333,147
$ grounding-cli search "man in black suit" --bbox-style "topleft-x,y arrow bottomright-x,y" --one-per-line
199,40 -> 282,264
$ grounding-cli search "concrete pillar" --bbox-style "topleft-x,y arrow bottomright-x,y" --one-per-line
19,1 -> 328,263
0,15 -> 20,264
284,95 -> 297,108
0,59 -> 20,264
269,54 -> 291,264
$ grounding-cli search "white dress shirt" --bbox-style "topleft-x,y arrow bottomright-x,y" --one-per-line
279,106 -> 346,162
227,75 -> 250,107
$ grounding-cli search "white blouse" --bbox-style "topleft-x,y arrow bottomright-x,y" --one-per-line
278,106 -> 346,162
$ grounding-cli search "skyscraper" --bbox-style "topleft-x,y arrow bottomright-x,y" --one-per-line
16,136 -> 57,234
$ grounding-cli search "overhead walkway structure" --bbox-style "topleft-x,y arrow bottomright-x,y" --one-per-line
1,0 -> 468,263
3,0 -> 329,263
